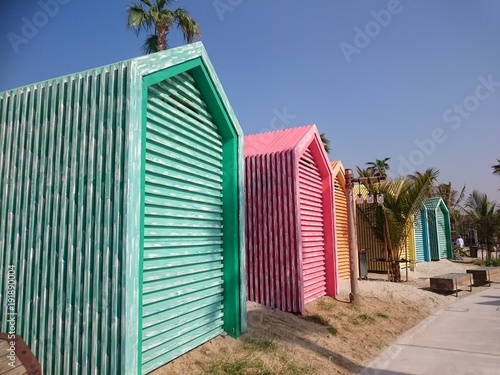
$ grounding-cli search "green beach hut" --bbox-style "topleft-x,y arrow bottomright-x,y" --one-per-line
0,42 -> 246,374
414,197 -> 452,262
424,197 -> 452,260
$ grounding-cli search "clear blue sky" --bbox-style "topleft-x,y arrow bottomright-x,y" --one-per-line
1,0 -> 499,204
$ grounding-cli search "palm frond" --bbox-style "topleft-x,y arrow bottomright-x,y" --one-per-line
173,7 -> 201,43
127,4 -> 153,33
156,0 -> 174,10
493,159 -> 500,176
141,0 -> 155,8
320,133 -> 331,154
142,34 -> 160,54
356,167 -> 374,178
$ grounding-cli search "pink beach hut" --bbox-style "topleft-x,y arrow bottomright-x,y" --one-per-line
244,125 -> 336,314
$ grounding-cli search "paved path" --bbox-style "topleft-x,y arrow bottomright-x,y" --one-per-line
360,284 -> 500,375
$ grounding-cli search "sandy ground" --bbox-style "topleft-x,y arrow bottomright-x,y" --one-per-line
153,259 -> 491,375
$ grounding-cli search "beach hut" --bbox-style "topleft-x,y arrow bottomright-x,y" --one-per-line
244,125 -> 336,314
354,185 -> 415,273
0,42 -> 246,375
423,197 -> 452,261
330,161 -> 350,280
413,197 -> 452,262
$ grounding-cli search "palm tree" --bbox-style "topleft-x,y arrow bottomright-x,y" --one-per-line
320,133 -> 331,154
358,168 -> 438,281
408,167 -> 440,198
464,191 -> 498,259
127,0 -> 201,54
493,159 -> 500,191
492,159 -> 500,176
366,157 -> 390,177
356,166 -> 375,178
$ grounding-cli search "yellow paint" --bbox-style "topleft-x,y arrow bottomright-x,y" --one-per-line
330,162 -> 350,279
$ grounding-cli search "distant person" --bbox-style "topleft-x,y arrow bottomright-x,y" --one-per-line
455,235 -> 464,248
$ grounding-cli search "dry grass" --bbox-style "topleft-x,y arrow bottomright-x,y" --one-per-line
153,260 -> 487,375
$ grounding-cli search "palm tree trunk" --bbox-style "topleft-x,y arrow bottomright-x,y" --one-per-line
156,25 -> 168,51
383,221 -> 401,282
487,240 -> 493,260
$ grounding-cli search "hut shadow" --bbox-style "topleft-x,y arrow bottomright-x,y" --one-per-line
244,303 -> 415,375
476,295 -> 500,306
245,304 -> 361,374
417,285 -> 473,297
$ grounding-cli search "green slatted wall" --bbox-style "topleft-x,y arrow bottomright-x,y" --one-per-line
436,209 -> 448,259
141,72 -> 225,372
0,65 -> 126,374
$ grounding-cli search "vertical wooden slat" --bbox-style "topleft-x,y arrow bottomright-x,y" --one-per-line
100,67 -> 113,375
6,92 -> 21,330
111,64 -> 126,375
46,80 -> 63,375
63,75 -> 81,372
36,84 -> 50,364
19,89 -> 35,339
12,90 -> 28,340
52,79 -> 68,375
43,82 -> 60,372
26,85 -> 43,351
0,96 -> 16,330
0,95 -> 10,310
287,151 -> 299,312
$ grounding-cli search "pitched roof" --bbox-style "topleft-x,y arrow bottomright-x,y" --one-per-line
330,161 -> 346,188
244,125 -> 318,157
330,161 -> 345,177
423,197 -> 448,212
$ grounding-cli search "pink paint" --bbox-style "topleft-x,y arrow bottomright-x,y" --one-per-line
244,125 -> 336,314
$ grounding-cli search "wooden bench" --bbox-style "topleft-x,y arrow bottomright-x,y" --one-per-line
429,273 -> 472,297
466,267 -> 500,286
0,333 -> 41,374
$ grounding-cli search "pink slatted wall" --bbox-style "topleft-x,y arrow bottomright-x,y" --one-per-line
299,148 -> 327,303
245,151 -> 301,312
244,125 -> 336,315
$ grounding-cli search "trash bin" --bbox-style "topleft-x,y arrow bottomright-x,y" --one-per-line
359,249 -> 368,280
469,246 -> 478,258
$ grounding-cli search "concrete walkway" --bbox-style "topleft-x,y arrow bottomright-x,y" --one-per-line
360,284 -> 500,375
